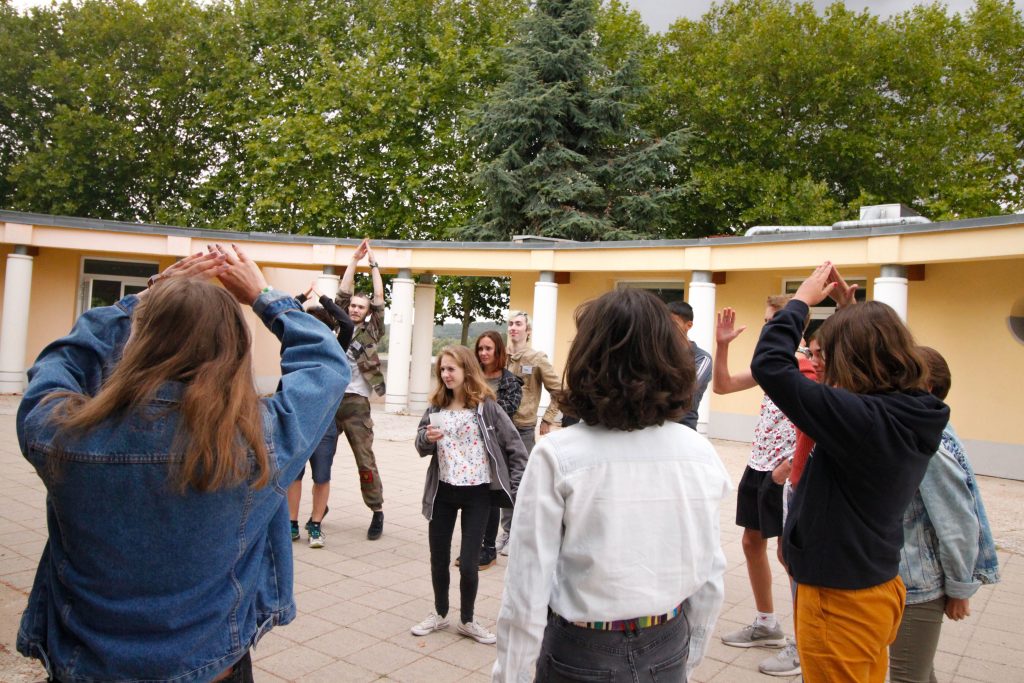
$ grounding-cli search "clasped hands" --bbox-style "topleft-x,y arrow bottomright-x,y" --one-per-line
141,244 -> 269,305
793,262 -> 858,308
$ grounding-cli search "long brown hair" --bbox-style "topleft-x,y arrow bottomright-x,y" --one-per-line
816,301 -> 927,394
46,278 -> 270,492
561,288 -> 694,430
429,345 -> 496,410
474,330 -> 508,373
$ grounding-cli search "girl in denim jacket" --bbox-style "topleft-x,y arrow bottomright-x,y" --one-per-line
16,247 -> 349,682
890,347 -> 1000,683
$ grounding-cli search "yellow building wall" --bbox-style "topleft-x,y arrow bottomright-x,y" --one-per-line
908,259 -> 1024,446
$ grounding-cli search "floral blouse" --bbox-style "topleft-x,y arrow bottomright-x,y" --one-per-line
748,394 -> 797,472
438,409 -> 491,486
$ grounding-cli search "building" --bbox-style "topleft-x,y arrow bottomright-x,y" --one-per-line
3,208 -> 1022,479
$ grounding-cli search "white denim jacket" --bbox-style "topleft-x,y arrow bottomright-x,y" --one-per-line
492,421 -> 731,682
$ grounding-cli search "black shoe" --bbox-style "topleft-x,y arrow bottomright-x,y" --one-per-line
367,510 -> 384,540
479,546 -> 497,570
290,520 -> 300,542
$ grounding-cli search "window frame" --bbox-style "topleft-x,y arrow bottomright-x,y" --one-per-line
77,256 -> 160,317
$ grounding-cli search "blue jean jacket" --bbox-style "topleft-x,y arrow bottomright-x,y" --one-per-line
898,424 -> 1000,604
16,290 -> 349,682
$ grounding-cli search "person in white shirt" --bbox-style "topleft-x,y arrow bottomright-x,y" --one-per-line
492,288 -> 731,683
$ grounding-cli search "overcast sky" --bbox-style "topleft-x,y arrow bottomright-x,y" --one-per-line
626,0 -> 984,32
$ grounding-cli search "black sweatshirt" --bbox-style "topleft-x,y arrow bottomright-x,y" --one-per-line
751,300 -> 949,589
296,293 -> 354,351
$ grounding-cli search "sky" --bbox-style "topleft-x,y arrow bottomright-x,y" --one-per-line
624,0 -> 983,33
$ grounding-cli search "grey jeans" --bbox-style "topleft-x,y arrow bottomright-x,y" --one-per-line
536,610 -> 689,682
501,425 -> 536,534
889,597 -> 944,683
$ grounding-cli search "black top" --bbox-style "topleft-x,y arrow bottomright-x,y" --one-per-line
751,300 -> 949,589
296,293 -> 354,351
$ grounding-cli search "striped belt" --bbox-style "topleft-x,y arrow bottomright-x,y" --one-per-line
552,600 -> 686,632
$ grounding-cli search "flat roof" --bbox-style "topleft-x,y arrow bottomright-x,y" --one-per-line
3,209 -> 1023,250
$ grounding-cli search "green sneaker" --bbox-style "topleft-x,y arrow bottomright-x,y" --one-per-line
290,520 -> 300,542
306,520 -> 324,549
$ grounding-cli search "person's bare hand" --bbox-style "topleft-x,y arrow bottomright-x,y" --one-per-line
771,459 -> 791,485
539,421 -> 551,436
211,243 -> 268,305
352,238 -> 369,262
716,308 -> 747,345
945,597 -> 971,621
140,252 -> 227,298
793,262 -> 837,307
425,426 -> 443,443
365,242 -> 376,263
828,265 -> 858,308
304,280 -> 317,299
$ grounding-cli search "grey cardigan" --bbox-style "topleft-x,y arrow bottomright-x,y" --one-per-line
415,399 -> 529,520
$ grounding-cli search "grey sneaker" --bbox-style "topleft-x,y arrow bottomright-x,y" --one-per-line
758,639 -> 801,676
457,620 -> 496,644
721,620 -> 787,648
495,529 -> 510,553
410,611 -> 449,636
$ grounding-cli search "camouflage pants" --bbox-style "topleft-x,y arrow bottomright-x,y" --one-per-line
335,393 -> 383,511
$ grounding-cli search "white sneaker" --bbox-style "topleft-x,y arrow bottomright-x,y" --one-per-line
457,620 -> 496,644
495,530 -> 510,553
410,612 -> 449,636
758,639 -> 801,676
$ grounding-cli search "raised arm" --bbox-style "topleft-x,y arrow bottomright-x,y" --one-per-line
339,239 -> 368,296
319,295 -> 354,350
712,308 -> 757,394
365,242 -> 385,307
215,245 -> 349,481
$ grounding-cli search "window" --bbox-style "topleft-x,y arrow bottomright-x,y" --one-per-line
79,258 -> 159,314
616,280 -> 686,305
782,277 -> 867,338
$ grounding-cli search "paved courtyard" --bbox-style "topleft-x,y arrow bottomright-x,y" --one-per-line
1,396 -> 1022,682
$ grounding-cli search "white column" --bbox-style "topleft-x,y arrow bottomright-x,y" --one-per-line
385,268 -> 416,414
315,266 -> 339,301
0,247 -> 34,393
533,272 -> 559,419
874,265 -> 909,322
408,274 -> 436,413
688,271 -> 716,436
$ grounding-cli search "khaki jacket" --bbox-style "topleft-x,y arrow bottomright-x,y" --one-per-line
507,346 -> 560,429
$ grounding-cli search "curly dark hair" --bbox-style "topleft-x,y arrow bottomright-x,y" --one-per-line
560,288 -> 695,430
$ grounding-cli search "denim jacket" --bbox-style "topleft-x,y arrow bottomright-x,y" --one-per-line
16,290 -> 349,682
898,424 -> 1000,604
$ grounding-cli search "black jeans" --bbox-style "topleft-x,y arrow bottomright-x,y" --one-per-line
536,611 -> 690,682
483,502 -> 500,549
428,481 -> 491,623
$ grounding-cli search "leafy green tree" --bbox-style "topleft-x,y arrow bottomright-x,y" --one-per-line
464,0 -> 689,241
6,0 -> 222,222
433,275 -> 510,345
198,0 -> 526,238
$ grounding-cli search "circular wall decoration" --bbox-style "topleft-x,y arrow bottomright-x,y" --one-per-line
1009,297 -> 1024,345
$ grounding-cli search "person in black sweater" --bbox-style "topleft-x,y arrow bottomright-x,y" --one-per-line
751,262 -> 949,683
287,283 -> 354,547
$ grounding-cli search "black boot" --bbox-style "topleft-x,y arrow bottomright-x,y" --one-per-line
479,546 -> 497,570
367,510 -> 384,540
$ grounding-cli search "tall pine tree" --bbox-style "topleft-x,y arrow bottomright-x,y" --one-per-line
463,0 -> 689,241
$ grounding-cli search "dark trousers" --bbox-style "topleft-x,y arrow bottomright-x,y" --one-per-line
483,503 -> 500,549
428,482 -> 491,623
536,611 -> 690,682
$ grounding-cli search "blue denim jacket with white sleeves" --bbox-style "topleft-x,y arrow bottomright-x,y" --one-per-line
16,289 -> 349,683
898,424 -> 1000,605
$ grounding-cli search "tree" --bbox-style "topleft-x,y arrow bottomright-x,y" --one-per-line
433,276 -> 510,345
646,0 -> 1024,235
463,0 -> 689,241
6,0 -> 222,222
196,0 -> 527,238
